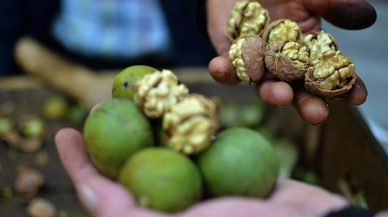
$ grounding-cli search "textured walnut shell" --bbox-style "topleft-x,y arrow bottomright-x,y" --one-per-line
304,67 -> 357,99
262,19 -> 303,43
226,3 -> 271,41
241,35 -> 266,82
305,31 -> 338,50
265,42 -> 308,82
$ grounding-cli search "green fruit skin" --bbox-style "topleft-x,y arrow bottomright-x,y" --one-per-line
119,148 -> 202,213
43,96 -> 70,120
112,65 -> 159,100
84,99 -> 154,179
196,127 -> 279,198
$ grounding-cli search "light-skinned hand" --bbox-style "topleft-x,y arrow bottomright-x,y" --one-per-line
55,127 -> 350,217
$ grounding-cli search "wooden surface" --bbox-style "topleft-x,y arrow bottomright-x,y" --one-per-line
0,88 -> 89,217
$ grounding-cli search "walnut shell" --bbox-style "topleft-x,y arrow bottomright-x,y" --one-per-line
262,19 -> 303,44
305,68 -> 357,99
265,42 -> 309,82
225,1 -> 270,41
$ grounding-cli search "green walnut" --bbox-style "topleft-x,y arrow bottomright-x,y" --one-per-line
84,99 -> 154,179
43,95 -> 70,120
196,127 -> 279,198
112,65 -> 159,100
118,147 -> 202,213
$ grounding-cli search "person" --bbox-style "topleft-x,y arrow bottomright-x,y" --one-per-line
36,0 -> 388,216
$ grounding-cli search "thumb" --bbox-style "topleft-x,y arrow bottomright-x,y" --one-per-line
303,0 -> 376,30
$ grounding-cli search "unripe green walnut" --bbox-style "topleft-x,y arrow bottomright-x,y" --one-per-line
84,99 -> 154,179
119,148 -> 202,213
112,65 -> 159,100
196,127 -> 279,198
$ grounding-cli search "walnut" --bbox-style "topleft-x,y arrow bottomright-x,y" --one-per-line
304,30 -> 338,66
134,69 -> 189,118
265,41 -> 309,82
226,1 -> 270,41
305,50 -> 356,98
262,19 -> 303,44
0,116 -> 13,137
163,94 -> 219,155
27,198 -> 56,217
15,164 -> 45,202
229,35 -> 266,82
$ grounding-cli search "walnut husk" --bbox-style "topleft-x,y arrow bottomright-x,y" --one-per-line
304,68 -> 357,99
265,42 -> 309,82
262,19 -> 303,44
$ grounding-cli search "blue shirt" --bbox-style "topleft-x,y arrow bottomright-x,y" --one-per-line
51,0 -> 172,60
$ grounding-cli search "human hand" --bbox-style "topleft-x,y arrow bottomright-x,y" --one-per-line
206,0 -> 376,125
55,127 -> 350,217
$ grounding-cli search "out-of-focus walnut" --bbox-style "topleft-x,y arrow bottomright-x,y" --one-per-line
229,35 -> 266,82
3,130 -> 43,153
0,116 -> 13,137
134,69 -> 189,118
226,1 -> 270,40
27,198 -> 56,217
34,151 -> 49,166
265,41 -> 309,82
305,50 -> 356,98
262,19 -> 303,44
163,94 -> 219,155
15,164 -> 45,202
304,30 -> 338,66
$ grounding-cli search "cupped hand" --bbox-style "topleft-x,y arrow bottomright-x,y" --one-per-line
206,0 -> 376,125
55,128 -> 349,217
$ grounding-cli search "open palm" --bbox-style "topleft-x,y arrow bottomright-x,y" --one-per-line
206,0 -> 376,125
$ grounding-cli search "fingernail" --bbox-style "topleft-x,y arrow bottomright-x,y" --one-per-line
78,183 -> 98,213
211,71 -> 227,78
90,103 -> 102,114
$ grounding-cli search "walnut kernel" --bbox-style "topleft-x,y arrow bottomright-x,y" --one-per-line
229,35 -> 266,82
163,94 -> 219,155
304,30 -> 338,66
305,50 -> 356,98
15,164 -> 45,202
134,69 -> 189,118
226,1 -> 270,40
262,19 -> 303,44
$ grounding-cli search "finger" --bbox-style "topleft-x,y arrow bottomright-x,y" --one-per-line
293,85 -> 329,125
206,0 -> 236,56
344,76 -> 367,105
303,0 -> 377,29
55,128 -> 160,217
255,74 -> 294,107
269,179 -> 349,217
182,197 -> 298,217
208,56 -> 241,86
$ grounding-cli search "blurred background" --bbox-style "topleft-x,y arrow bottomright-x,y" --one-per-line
321,0 -> 388,153
0,0 -> 387,216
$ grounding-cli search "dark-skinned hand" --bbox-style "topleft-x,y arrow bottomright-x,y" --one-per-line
207,0 -> 376,125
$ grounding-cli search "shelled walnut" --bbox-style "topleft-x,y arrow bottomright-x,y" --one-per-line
265,41 -> 310,82
27,198 -> 56,217
134,69 -> 189,118
262,19 -> 303,44
226,1 -> 270,40
163,94 -> 219,155
229,35 -> 266,82
305,50 -> 356,98
304,30 -> 338,66
15,164 -> 45,202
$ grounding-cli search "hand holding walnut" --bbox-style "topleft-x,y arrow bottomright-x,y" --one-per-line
206,0 -> 375,125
